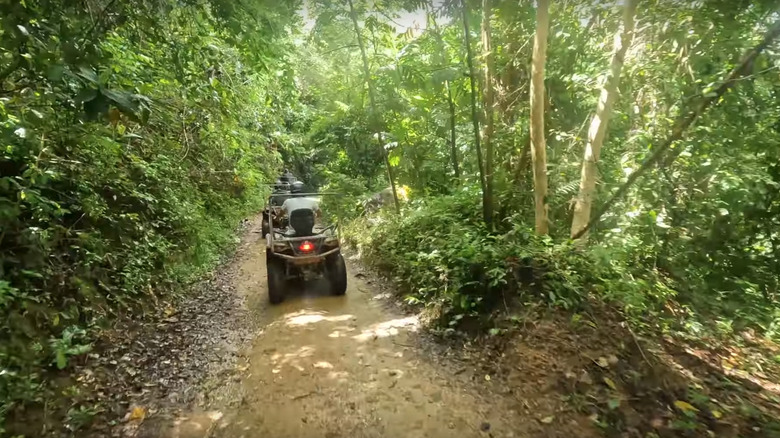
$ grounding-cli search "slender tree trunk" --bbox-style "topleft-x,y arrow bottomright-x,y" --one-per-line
530,0 -> 550,235
570,0 -> 639,240
347,0 -> 400,213
460,0 -> 487,204
428,1 -> 461,182
481,0 -> 495,227
446,80 -> 461,179
571,17 -> 780,240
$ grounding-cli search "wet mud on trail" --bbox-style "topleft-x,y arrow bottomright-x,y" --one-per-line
134,217 -> 591,438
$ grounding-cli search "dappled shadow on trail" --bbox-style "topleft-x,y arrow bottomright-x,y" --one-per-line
155,227 -> 592,438
137,223 -> 599,438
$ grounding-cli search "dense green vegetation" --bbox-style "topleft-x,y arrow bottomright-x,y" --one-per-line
3,0 -> 780,434
0,0 -> 303,430
307,0 -> 780,339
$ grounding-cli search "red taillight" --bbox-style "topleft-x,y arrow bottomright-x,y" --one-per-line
299,241 -> 314,252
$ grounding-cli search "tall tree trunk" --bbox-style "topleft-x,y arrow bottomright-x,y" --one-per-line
570,0 -> 639,240
460,0 -> 487,205
347,0 -> 400,213
530,0 -> 550,235
428,1 -> 461,182
571,17 -> 780,240
481,0 -> 495,227
446,80 -> 461,180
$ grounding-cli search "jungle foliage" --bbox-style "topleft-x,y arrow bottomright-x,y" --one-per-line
301,0 -> 780,342
316,3 -> 780,432
4,0 -> 780,434
0,0 -> 304,430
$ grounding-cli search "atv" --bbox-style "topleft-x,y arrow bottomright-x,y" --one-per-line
261,183 -> 290,238
265,193 -> 347,304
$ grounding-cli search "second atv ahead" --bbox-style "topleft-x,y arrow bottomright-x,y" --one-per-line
265,192 -> 346,304
261,182 -> 291,238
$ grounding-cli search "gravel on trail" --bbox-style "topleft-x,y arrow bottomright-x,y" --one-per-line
70,220 -> 258,438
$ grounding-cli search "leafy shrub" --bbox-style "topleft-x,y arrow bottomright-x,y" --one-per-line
345,189 -> 682,328
0,3 -> 291,428
346,185 -> 780,345
348,190 -> 578,319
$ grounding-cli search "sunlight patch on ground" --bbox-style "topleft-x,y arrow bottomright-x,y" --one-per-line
352,316 -> 419,342
327,370 -> 350,383
328,325 -> 358,338
283,310 -> 354,326
683,345 -> 780,395
271,345 -> 317,374
372,292 -> 394,300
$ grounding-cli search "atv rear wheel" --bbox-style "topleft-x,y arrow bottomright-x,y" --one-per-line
261,218 -> 270,238
326,253 -> 347,296
267,256 -> 286,304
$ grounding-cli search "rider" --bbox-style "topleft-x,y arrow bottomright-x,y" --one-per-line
279,168 -> 296,185
280,180 -> 321,232
270,179 -> 290,206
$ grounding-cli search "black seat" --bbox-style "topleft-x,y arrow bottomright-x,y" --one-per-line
289,208 -> 315,237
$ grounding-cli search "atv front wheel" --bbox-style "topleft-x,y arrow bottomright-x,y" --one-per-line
326,253 -> 347,296
267,257 -> 286,304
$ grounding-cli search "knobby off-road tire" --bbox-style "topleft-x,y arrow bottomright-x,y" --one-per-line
261,217 -> 270,238
327,253 -> 347,296
267,256 -> 286,304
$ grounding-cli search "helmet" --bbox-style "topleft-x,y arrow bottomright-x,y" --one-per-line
290,181 -> 305,193
280,170 -> 296,183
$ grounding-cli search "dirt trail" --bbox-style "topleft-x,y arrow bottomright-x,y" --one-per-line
138,219 -> 551,438
121,217 -> 780,438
